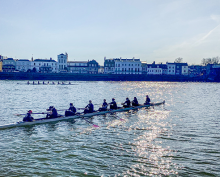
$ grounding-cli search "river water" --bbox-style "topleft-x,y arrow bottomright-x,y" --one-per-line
0,80 -> 219,176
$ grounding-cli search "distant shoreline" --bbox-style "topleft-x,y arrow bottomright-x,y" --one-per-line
0,72 -> 212,82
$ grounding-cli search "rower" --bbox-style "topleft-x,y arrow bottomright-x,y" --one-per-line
84,100 -> 94,114
144,95 -> 151,105
65,103 -> 76,116
109,98 -> 117,110
46,106 -> 58,119
23,110 -> 34,122
132,97 -> 139,106
98,99 -> 108,111
122,97 -> 131,108
27,81 -> 30,84
38,81 -> 40,84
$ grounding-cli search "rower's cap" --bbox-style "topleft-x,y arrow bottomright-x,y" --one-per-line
112,98 -> 115,100
70,103 -> 73,106
89,100 -> 92,102
28,110 -> 32,113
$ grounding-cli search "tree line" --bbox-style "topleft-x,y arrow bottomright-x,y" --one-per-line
201,57 -> 219,66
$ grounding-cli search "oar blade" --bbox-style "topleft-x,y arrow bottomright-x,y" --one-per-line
93,124 -> 100,128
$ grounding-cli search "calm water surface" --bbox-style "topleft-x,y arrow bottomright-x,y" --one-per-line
0,80 -> 219,176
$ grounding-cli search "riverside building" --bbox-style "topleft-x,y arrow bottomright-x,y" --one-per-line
67,61 -> 88,73
16,59 -> 31,72
58,53 -> 68,71
104,57 -> 142,74
31,58 -> 58,73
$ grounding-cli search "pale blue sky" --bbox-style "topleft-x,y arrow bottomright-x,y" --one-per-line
1,0 -> 220,65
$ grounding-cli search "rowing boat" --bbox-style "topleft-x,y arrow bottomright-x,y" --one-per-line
0,100 -> 165,130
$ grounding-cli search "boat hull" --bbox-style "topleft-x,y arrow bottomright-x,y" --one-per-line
0,101 -> 165,130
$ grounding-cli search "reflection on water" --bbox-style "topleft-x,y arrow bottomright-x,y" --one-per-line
0,81 -> 220,176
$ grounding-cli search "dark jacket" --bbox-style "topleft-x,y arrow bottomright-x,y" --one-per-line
145,97 -> 151,104
69,106 -> 76,113
132,99 -> 139,106
85,103 -> 94,113
51,108 -> 58,117
23,113 -> 34,122
109,100 -> 117,109
123,99 -> 131,107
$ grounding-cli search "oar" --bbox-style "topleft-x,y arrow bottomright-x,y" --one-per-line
109,109 -> 125,121
76,113 -> 99,128
14,112 -> 48,116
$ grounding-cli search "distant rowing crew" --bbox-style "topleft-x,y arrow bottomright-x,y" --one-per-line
27,81 -> 72,85
22,95 -> 151,122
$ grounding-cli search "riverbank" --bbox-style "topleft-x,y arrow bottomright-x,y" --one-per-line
0,72 -> 207,82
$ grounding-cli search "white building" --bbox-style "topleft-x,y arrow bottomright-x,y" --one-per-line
58,53 -> 68,71
114,58 -> 142,74
166,63 -> 176,75
16,59 -> 31,72
104,57 -> 142,74
147,62 -> 167,75
31,58 -> 58,73
67,61 -> 88,73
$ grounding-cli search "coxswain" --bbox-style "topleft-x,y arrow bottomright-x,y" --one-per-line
144,95 -> 151,105
23,110 -> 34,122
98,99 -> 108,111
65,103 -> 76,116
122,97 -> 131,108
132,97 -> 139,106
84,100 -> 94,114
109,98 -> 117,110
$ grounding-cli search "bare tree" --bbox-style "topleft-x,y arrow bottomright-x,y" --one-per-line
201,56 -> 219,66
175,57 -> 183,63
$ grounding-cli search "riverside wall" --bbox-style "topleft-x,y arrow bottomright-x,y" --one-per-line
0,72 -> 206,82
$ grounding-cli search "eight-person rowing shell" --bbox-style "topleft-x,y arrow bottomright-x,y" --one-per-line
22,95 -> 152,121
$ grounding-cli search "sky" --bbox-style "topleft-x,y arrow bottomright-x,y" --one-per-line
1,0 -> 220,65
